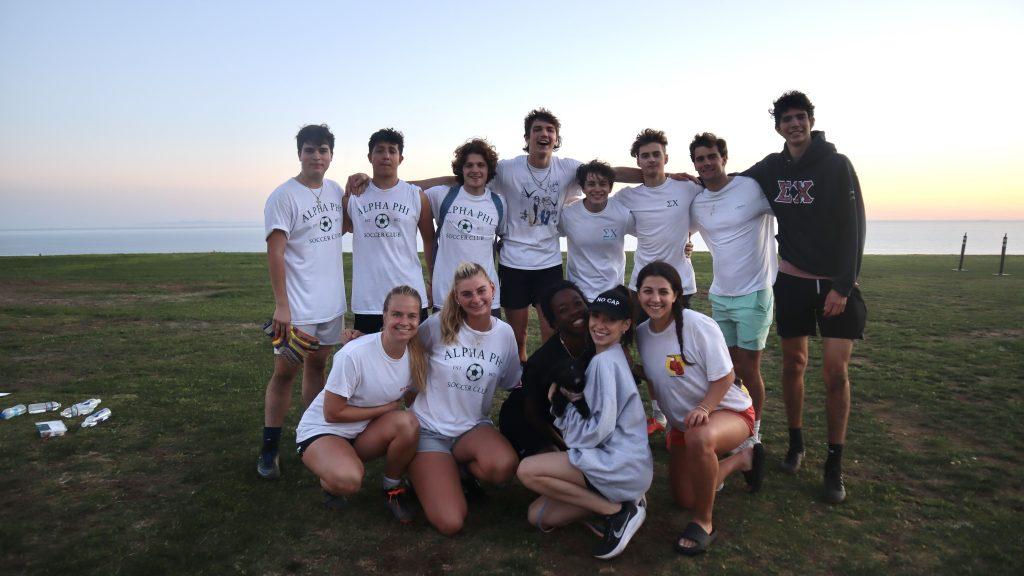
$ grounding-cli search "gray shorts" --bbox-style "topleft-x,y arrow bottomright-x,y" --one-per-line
273,315 -> 345,354
416,422 -> 492,454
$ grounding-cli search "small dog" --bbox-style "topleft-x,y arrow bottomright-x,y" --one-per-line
549,359 -> 591,419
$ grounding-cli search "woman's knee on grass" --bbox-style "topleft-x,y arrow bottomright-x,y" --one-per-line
320,464 -> 364,496
428,508 -> 466,537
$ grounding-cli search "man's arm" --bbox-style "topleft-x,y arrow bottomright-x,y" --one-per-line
346,173 -> 456,196
612,166 -> 699,184
341,194 -> 353,234
410,176 -> 456,190
417,190 -> 436,308
266,230 -> 290,339
824,157 -> 865,317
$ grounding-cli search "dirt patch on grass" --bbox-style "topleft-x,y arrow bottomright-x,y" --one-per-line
0,280 -> 231,308
966,328 -> 1024,339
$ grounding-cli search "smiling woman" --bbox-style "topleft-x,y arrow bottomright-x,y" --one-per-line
405,262 -> 523,536
516,285 -> 654,560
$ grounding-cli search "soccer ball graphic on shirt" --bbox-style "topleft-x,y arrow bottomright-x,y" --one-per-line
466,363 -> 484,381
457,219 -> 473,234
319,216 -> 333,232
374,213 -> 390,229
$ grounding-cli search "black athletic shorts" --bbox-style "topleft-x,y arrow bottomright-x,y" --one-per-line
296,433 -> 352,457
353,308 -> 429,334
498,264 -> 564,310
773,272 -> 867,339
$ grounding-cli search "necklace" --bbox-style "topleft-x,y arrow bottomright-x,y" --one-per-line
298,178 -> 324,206
559,335 -> 578,360
527,162 -> 552,190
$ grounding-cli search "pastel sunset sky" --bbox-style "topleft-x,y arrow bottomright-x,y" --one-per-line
1,0 -> 1021,229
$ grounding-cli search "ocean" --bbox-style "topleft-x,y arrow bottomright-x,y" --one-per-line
0,221 -> 1021,257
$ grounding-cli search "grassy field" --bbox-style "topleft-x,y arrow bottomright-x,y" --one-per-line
0,252 -> 1022,576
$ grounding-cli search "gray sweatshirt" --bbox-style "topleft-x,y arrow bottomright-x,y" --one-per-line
554,346 -> 653,502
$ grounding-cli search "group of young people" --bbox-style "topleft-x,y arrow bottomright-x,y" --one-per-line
256,90 -> 867,558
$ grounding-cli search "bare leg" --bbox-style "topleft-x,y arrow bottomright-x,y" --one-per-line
527,495 -> 593,530
821,338 -> 854,444
677,412 -> 750,550
353,410 -> 420,480
300,436 -> 364,496
780,337 -> 808,429
506,306 -> 530,363
300,346 -> 332,409
518,452 -> 620,516
409,452 -> 467,536
536,304 -> 554,343
264,356 -> 300,427
452,424 -> 519,485
730,347 -> 765,420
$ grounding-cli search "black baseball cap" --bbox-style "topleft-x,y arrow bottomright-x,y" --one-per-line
589,288 -> 631,320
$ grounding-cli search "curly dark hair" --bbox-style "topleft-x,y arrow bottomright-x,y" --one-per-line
451,139 -> 499,185
575,159 -> 616,188
368,127 -> 405,155
539,280 -> 588,328
689,132 -> 728,161
771,91 -> 815,128
295,124 -> 334,155
630,128 -> 668,158
522,108 -> 562,152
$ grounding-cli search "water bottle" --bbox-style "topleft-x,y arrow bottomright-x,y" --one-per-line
28,401 -> 61,414
1,404 -> 27,420
61,399 -> 101,418
81,408 -> 112,428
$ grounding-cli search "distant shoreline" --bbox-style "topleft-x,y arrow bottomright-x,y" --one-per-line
2,221 -> 1021,257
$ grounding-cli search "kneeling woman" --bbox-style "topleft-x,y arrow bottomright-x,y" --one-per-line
408,262 -> 522,536
635,261 -> 763,555
517,286 -> 653,560
295,285 -> 426,523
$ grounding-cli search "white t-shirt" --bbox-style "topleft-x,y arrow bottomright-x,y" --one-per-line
491,155 -> 582,270
295,333 -> 412,442
690,176 -> 778,296
426,185 -> 506,309
614,179 -> 700,294
411,314 -> 522,437
263,178 -> 346,324
558,198 -> 635,301
347,180 -> 428,314
636,310 -> 751,432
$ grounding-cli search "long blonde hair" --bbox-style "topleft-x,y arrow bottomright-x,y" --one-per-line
382,285 -> 428,392
440,262 -> 492,345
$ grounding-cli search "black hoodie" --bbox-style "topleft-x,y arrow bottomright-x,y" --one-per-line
743,131 -> 865,296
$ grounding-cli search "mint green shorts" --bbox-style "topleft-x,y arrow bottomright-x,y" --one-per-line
709,288 -> 774,351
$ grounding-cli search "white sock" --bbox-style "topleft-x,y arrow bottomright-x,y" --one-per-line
753,419 -> 762,443
382,475 -> 401,490
651,400 -> 667,425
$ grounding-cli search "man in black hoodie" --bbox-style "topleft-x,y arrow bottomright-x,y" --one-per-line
744,91 -> 866,504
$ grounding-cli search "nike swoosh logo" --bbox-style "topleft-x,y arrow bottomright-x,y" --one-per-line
612,512 -> 632,538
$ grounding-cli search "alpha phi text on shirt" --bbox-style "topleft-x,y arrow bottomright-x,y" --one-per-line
443,345 -> 508,393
